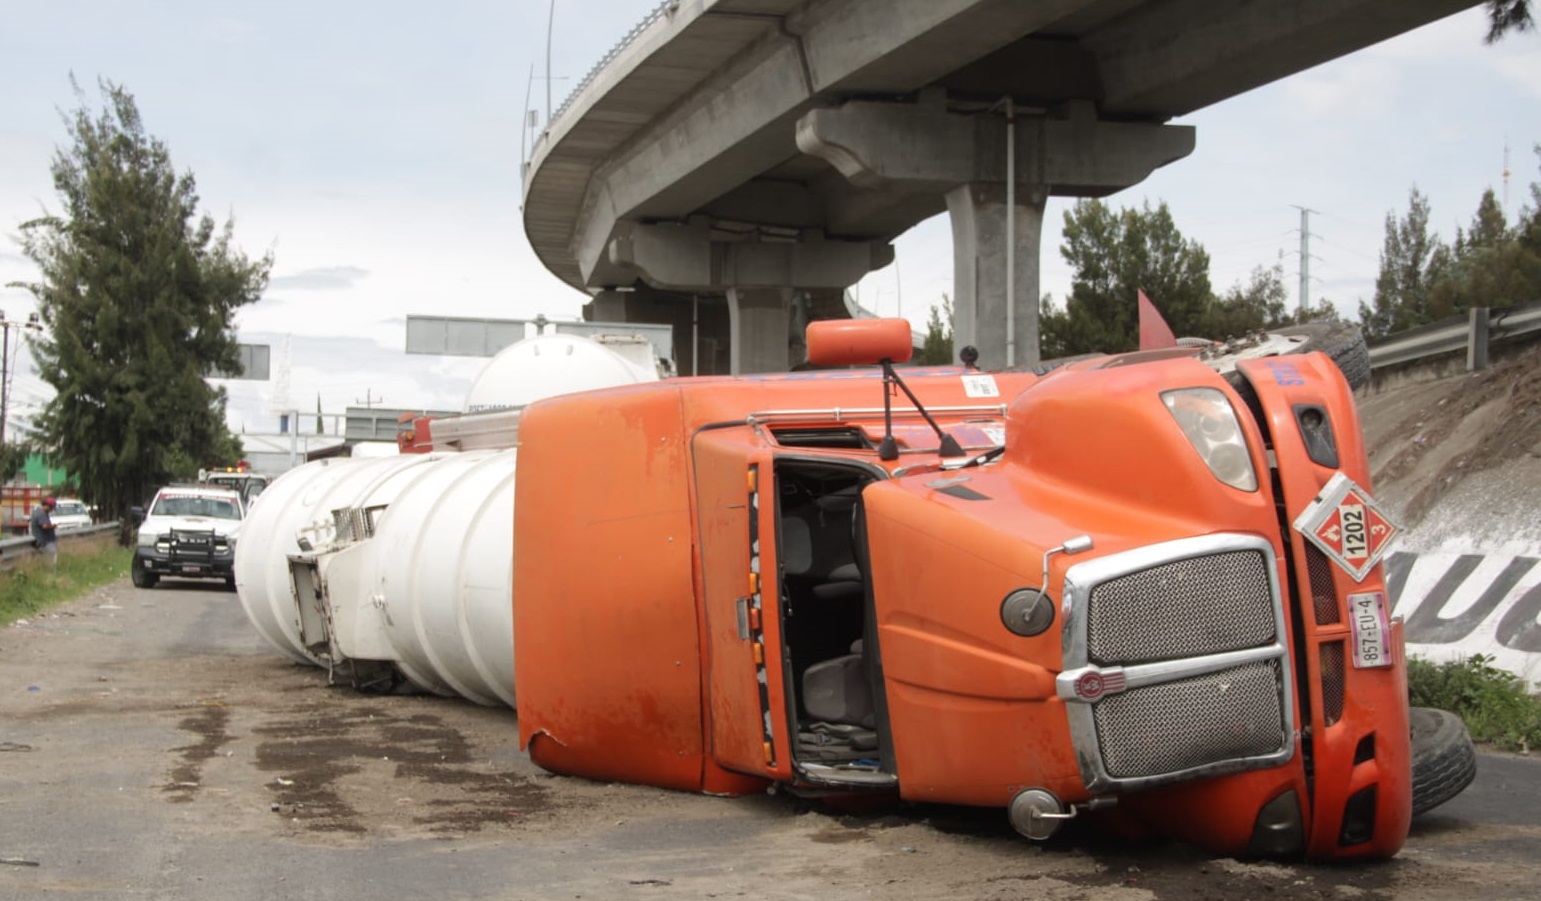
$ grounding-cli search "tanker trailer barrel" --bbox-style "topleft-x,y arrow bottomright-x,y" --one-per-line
233,450 -> 517,707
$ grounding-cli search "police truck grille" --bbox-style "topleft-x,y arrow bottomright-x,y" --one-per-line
1093,660 -> 1287,779
1086,550 -> 1275,665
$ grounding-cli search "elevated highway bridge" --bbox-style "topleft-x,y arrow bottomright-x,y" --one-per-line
524,0 -> 1477,374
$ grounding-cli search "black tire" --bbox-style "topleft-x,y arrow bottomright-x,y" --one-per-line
1409,706 -> 1478,817
1275,321 -> 1372,391
130,555 -> 159,589
225,574 -> 238,592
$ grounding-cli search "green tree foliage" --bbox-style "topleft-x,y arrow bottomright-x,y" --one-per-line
1205,263 -> 1296,337
1523,145 -> 1541,261
1357,188 -> 1447,341
1362,155 -> 1541,342
1486,0 -> 1534,42
11,80 -> 269,535
917,296 -> 954,365
1428,187 -> 1541,318
1043,199 -> 1213,356
0,442 -> 30,483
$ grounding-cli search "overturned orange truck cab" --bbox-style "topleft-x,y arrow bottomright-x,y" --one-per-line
513,319 -> 1409,861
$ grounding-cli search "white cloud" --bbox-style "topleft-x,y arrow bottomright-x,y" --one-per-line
1281,57 -> 1399,120
267,266 -> 371,291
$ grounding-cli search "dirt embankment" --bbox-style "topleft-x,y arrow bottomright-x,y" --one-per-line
1356,342 -> 1541,553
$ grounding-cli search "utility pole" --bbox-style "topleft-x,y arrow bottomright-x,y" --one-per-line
0,310 -> 44,448
355,390 -> 383,410
520,63 -> 537,192
1292,206 -> 1316,320
546,0 -> 557,125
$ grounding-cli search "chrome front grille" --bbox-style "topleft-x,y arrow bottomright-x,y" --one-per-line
1086,550 -> 1275,665
1093,660 -> 1287,779
1059,534 -> 1294,792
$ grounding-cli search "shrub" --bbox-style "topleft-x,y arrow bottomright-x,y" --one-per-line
1407,654 -> 1541,754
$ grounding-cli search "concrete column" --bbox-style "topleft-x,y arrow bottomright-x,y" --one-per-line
586,289 -> 629,322
727,287 -> 794,374
797,98 -> 1194,370
947,183 -> 1045,370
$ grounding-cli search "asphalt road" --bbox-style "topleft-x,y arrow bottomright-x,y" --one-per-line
2,580 -> 1539,901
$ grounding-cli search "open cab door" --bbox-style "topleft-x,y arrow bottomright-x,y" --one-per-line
693,430 -> 785,780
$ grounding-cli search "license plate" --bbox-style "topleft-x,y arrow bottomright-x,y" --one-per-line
1348,591 -> 1391,669
181,565 -> 203,575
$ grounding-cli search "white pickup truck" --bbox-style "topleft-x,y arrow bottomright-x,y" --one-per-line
130,485 -> 245,589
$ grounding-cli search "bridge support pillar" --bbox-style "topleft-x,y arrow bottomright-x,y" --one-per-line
796,95 -> 1195,369
947,182 -> 1045,371
726,287 -> 797,375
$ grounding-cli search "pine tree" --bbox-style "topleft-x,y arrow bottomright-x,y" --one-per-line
917,296 -> 954,365
1206,263 -> 1297,338
1047,199 -> 1212,355
1357,188 -> 1446,341
11,80 -> 269,539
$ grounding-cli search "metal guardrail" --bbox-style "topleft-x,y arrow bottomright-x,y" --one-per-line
0,523 -> 121,570
1368,301 -> 1541,370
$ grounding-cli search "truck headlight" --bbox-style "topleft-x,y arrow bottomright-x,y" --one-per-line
137,530 -> 157,548
1161,388 -> 1258,492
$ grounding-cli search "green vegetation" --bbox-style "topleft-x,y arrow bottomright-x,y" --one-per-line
1034,145 -> 1541,358
1408,654 -> 1541,754
1486,1 -> 1534,43
917,296 -> 954,365
1359,147 -> 1541,342
0,539 -> 131,626
1039,200 -> 1338,358
10,79 -> 269,538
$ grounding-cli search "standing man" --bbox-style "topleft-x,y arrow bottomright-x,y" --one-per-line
30,496 -> 58,573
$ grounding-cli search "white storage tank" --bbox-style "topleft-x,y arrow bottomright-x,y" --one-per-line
463,332 -> 657,413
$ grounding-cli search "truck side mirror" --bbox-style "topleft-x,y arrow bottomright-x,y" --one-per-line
129,506 -> 145,526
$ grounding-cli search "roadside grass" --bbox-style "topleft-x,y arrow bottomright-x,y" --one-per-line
0,538 -> 131,626
1408,654 -> 1541,754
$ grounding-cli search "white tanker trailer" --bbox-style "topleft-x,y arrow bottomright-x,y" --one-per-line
233,332 -> 660,707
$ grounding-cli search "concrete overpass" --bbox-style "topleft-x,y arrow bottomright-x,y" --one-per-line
524,0 -> 1478,374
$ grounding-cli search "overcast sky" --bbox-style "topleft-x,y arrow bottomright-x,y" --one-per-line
1,1 -> 1537,435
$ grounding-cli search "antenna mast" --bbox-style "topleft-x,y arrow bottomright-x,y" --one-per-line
1503,138 -> 1512,220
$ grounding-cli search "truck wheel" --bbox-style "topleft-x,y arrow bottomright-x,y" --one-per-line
1271,321 -> 1372,391
1410,706 -> 1478,817
131,556 -> 159,589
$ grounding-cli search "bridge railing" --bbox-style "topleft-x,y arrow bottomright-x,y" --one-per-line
548,0 -> 676,129
0,523 -> 121,571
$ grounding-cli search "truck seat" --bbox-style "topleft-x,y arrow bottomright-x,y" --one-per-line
799,641 -> 878,757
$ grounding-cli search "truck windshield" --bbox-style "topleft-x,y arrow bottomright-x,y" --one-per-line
152,497 -> 242,520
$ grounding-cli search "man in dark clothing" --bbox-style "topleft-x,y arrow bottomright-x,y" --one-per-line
29,496 -> 58,572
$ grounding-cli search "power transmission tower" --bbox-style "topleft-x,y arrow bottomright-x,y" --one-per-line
1292,206 -> 1318,319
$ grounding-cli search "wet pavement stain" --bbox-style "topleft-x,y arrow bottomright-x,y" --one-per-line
252,696 -> 550,835
165,702 -> 231,803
